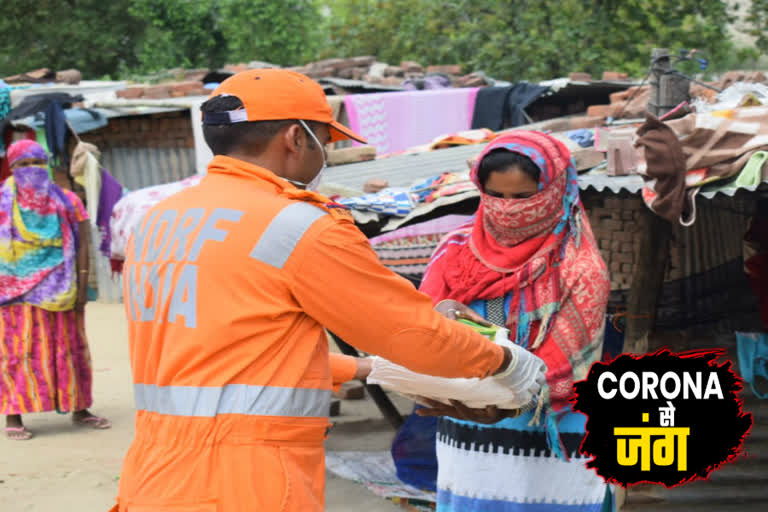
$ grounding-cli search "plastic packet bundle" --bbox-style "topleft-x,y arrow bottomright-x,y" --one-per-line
367,320 -> 536,411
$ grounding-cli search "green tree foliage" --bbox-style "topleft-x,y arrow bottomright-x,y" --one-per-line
130,0 -> 324,73
218,0 -> 325,67
327,0 -> 740,80
746,0 -> 768,54
129,0 -> 229,72
0,0 -> 760,81
0,0 -> 144,78
0,0 -> 324,79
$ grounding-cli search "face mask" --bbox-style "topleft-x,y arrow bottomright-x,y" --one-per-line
12,165 -> 50,188
286,120 -> 327,191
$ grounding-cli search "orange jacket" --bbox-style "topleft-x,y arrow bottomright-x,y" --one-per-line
329,353 -> 358,392
117,155 -> 503,510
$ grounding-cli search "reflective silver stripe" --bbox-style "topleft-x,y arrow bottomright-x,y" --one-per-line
134,383 -> 331,418
249,202 -> 326,268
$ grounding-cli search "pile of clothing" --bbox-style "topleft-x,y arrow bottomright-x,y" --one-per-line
338,171 -> 476,217
636,105 -> 768,225
368,215 -> 473,281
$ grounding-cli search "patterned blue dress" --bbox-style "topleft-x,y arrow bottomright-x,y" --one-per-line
435,296 -> 612,512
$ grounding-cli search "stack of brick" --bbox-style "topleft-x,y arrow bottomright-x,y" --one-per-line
117,80 -> 209,99
579,190 -> 756,331
78,111 -> 195,150
287,57 -> 487,88
582,193 -> 645,291
3,67 -> 83,85
582,85 -> 652,121
712,70 -> 767,92
289,56 -> 379,81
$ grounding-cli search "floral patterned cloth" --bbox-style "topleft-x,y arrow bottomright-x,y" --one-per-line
0,141 -> 82,311
109,174 -> 203,261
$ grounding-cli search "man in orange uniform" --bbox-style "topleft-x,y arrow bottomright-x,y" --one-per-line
114,69 -> 545,511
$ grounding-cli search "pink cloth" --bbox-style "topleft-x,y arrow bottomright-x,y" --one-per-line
109,175 -> 203,261
344,88 -> 480,154
1,305 -> 92,414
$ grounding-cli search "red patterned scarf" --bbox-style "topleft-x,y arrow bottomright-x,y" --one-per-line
420,131 -> 609,411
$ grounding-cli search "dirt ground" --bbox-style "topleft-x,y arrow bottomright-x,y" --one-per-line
0,303 -> 407,512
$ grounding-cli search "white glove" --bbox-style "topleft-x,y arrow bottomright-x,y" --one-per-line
492,333 -> 548,407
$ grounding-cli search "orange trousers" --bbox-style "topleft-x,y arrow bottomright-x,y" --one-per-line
113,414 -> 328,511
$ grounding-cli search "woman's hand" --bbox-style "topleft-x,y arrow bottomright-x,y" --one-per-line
415,397 -> 520,424
435,299 -> 492,326
75,285 -> 87,312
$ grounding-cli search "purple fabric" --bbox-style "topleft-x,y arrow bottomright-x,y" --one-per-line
96,169 -> 123,257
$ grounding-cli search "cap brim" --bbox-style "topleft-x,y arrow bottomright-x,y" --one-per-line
329,121 -> 367,144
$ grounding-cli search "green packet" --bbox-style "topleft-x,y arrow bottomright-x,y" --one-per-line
457,318 -> 502,339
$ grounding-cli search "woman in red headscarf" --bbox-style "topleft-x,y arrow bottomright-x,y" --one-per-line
418,131 -> 611,511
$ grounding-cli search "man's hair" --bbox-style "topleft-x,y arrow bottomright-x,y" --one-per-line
201,95 -> 319,155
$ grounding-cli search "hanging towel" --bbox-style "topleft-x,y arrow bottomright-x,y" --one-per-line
344,88 -> 480,154
44,100 -> 68,166
70,141 -> 103,223
471,83 -> 550,130
97,169 -> 123,258
735,332 -> 768,399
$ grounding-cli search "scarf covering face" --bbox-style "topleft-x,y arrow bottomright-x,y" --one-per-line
420,131 -> 609,411
0,140 -> 79,311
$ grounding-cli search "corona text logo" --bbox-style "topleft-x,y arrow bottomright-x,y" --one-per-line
573,349 -> 752,487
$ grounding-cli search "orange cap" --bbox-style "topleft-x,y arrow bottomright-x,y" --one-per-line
206,69 -> 367,144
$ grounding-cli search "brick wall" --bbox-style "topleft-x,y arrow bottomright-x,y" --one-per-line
582,192 -> 644,291
581,190 -> 758,330
76,111 -> 195,151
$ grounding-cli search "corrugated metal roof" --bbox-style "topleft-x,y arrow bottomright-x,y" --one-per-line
90,96 -> 206,113
96,105 -> 187,119
325,145 -> 767,199
578,171 -> 765,198
325,143 -> 482,191
101,146 -> 197,191
9,80 -> 127,107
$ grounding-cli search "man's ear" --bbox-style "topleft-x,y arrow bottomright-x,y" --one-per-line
283,124 -> 303,156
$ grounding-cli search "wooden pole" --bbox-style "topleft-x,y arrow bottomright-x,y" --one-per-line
624,48 -> 682,354
617,48 -> 683,510
623,212 -> 674,354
